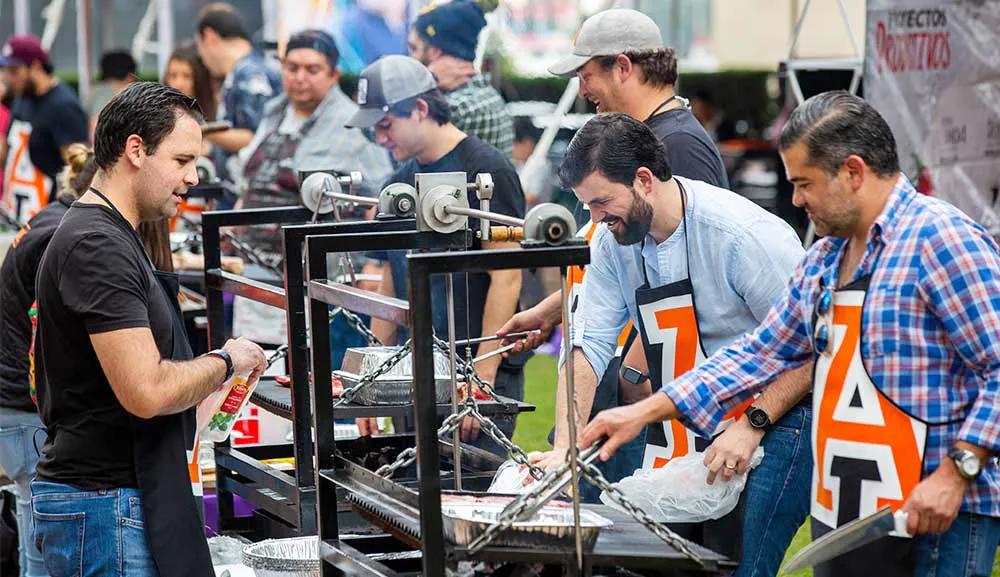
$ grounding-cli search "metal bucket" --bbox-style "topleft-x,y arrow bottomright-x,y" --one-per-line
242,536 -> 320,577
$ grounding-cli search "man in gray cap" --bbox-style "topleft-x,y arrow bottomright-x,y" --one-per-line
347,55 -> 527,453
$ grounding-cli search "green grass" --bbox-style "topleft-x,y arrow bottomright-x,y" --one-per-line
514,355 -> 1000,575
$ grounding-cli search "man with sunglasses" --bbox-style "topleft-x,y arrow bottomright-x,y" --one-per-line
546,112 -> 813,576
583,91 -> 1000,576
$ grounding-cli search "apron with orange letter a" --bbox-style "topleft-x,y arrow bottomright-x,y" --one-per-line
634,184 -> 748,560
811,275 -> 930,577
636,185 -> 751,469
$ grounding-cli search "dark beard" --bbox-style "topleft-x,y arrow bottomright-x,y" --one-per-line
24,76 -> 38,99
611,190 -> 652,245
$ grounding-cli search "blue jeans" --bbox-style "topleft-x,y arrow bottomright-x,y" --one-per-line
0,407 -> 48,577
30,481 -> 157,577
738,403 -> 812,577
913,512 -> 1000,577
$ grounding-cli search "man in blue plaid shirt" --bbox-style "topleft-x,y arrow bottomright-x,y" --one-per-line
583,91 -> 1000,576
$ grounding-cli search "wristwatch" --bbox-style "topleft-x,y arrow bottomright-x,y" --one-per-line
206,349 -> 234,382
620,365 -> 649,386
949,448 -> 984,481
744,405 -> 772,430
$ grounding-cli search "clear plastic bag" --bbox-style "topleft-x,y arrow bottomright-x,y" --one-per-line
600,447 -> 765,523
488,459 -> 540,494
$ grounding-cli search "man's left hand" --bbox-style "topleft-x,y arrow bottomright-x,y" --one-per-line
703,416 -> 764,485
902,461 -> 968,535
459,415 -> 481,443
525,447 -> 569,480
427,56 -> 475,91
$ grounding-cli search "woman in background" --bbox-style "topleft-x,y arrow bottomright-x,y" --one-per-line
163,41 -> 217,121
0,143 -> 95,577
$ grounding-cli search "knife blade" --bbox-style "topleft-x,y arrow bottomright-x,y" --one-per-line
781,506 -> 910,574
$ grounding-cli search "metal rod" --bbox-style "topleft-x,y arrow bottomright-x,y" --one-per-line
446,273 -> 462,491
455,330 -> 539,347
471,342 -> 518,364
444,205 -> 525,228
561,266 -> 584,572
327,191 -> 379,206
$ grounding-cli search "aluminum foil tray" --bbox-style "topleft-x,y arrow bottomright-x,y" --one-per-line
335,346 -> 461,405
242,536 -> 319,577
442,498 -> 614,551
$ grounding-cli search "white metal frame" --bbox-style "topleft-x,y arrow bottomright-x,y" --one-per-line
786,0 -> 864,246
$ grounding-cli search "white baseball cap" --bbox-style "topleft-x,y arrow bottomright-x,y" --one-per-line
549,9 -> 664,77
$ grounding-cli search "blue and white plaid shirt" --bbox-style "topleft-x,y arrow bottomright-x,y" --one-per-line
662,174 -> 1000,516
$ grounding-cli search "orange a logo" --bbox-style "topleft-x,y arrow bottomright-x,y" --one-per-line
813,300 -> 925,527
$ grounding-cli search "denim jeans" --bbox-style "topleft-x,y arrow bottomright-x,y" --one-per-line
737,402 -> 812,577
913,512 -> 1000,577
30,481 -> 157,577
0,407 -> 47,577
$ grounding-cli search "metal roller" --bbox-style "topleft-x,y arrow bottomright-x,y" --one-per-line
419,183 -> 470,234
300,171 -> 367,215
376,182 -> 417,219
195,156 -> 217,184
523,203 -> 577,245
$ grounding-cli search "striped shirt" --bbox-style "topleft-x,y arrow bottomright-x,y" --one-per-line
662,174 -> 1000,516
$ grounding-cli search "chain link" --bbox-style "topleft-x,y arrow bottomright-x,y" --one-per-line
266,345 -> 289,368
471,410 -> 544,481
331,307 -> 384,347
375,406 -> 474,477
334,340 -> 413,406
578,460 -> 704,566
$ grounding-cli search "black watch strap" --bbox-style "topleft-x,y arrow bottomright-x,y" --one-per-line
620,365 -> 649,386
745,405 -> 772,430
206,349 -> 234,382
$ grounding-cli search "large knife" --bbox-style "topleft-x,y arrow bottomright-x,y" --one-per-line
781,506 -> 910,574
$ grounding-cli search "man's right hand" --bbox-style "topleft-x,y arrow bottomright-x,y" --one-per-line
222,337 -> 267,381
579,403 -> 647,462
497,298 -> 560,354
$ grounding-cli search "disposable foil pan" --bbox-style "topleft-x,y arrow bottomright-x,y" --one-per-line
242,536 -> 319,577
335,346 -> 460,405
442,500 -> 614,551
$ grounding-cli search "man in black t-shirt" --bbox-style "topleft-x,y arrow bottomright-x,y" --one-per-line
0,34 -> 88,224
32,82 -> 267,576
346,56 -> 526,451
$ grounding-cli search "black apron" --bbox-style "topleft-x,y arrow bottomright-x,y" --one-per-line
88,188 -> 213,576
242,112 -> 319,254
633,183 -> 746,561
810,274 -> 934,577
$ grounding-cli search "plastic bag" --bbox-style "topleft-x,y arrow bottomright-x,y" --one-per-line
600,447 -> 765,523
488,459 -> 541,494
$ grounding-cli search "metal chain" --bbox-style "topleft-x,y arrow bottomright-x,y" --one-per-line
470,409 -> 544,481
266,344 -> 289,368
375,406 -> 474,477
331,307 -> 384,347
334,340 -> 413,406
220,229 -> 283,277
578,460 -> 704,567
432,337 -> 499,401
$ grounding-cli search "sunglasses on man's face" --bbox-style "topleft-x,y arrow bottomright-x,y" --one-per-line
813,286 -> 834,356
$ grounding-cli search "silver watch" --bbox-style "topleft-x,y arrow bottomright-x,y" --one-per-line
949,448 -> 983,481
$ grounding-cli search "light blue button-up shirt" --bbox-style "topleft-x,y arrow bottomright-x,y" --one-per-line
571,176 -> 806,380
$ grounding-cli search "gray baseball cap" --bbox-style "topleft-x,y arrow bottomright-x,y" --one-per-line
548,9 -> 664,77
346,55 -> 438,128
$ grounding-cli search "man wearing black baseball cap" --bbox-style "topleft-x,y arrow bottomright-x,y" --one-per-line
1,34 -> 88,224
347,55 -> 526,452
408,0 -> 514,158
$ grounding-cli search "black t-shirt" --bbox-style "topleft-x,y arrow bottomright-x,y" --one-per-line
8,83 -> 89,186
34,204 -> 177,489
0,195 -> 72,411
647,108 -> 729,189
384,136 -> 526,353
